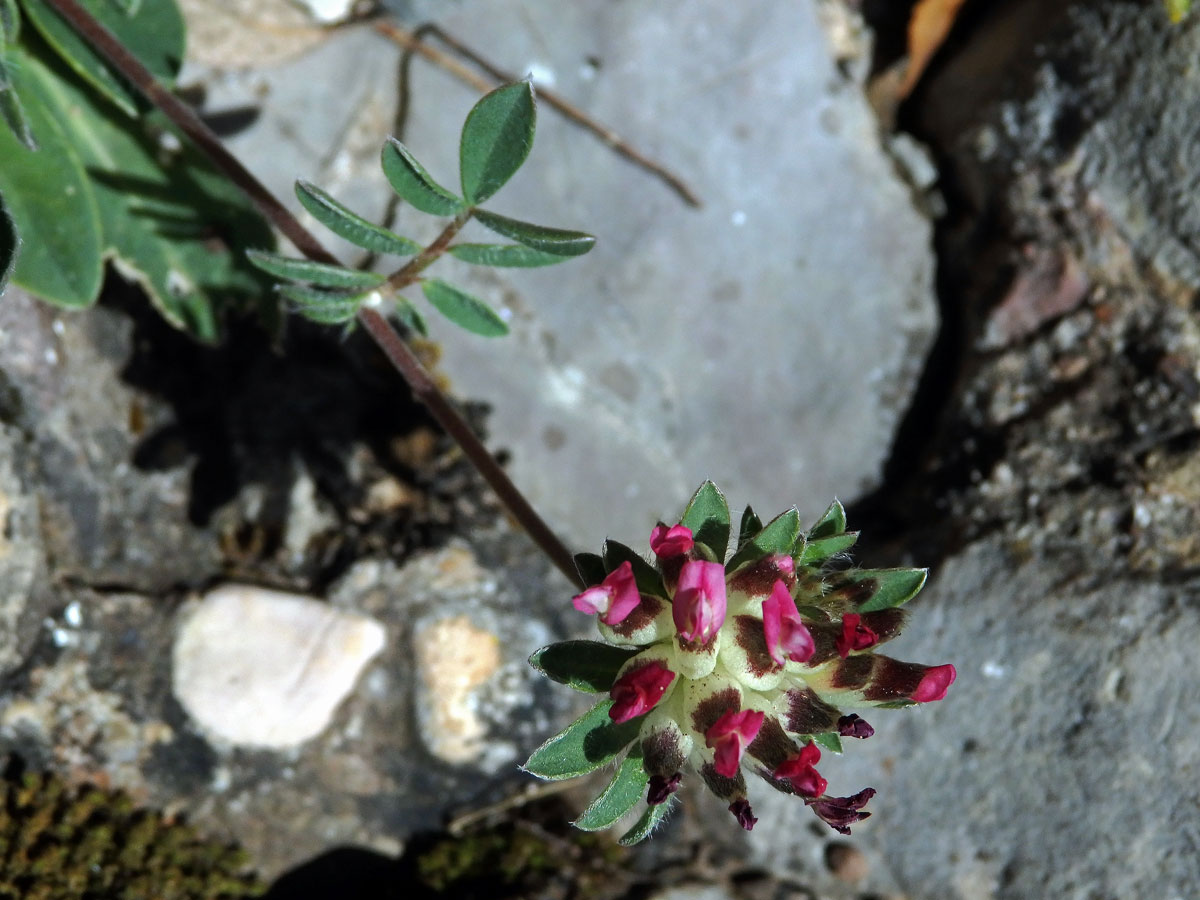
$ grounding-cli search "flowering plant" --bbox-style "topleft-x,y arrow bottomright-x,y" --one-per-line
523,482 -> 955,845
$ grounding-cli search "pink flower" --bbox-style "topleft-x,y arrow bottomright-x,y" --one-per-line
835,613 -> 879,658
572,561 -> 641,625
649,523 -> 694,559
912,663 -> 956,702
762,579 -> 815,665
837,714 -> 874,739
673,560 -> 727,644
775,742 -> 827,797
609,661 -> 675,723
705,708 -> 765,777
728,798 -> 758,831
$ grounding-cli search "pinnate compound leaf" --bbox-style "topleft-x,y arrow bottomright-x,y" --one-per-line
602,539 -> 666,598
295,181 -> 420,256
447,242 -> 566,268
20,0 -> 184,116
459,81 -> 535,205
522,699 -> 641,781
420,278 -> 508,337
680,481 -> 731,561
574,748 -> 650,831
0,192 -> 16,293
380,137 -> 464,216
619,798 -> 673,846
473,209 -> 595,257
808,499 -> 847,540
0,48 -> 101,307
726,508 -> 801,572
246,250 -> 385,290
528,641 -> 641,694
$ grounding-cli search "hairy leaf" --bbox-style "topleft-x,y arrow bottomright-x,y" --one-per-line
851,568 -> 928,613
447,242 -> 566,268
278,283 -> 364,324
20,0 -> 184,116
602,539 -> 666,598
807,499 -> 847,540
380,137 -> 464,216
798,532 -> 859,567
459,81 -> 535,205
522,700 -> 641,781
680,481 -> 731,561
0,53 -> 36,149
295,181 -> 420,256
726,508 -> 801,572
391,297 -> 427,336
0,48 -> 102,307
574,551 -> 607,588
812,731 -> 843,754
473,208 -> 595,256
618,798 -> 672,846
420,278 -> 508,336
246,250 -> 384,290
528,641 -> 641,694
737,505 -> 763,552
574,748 -> 649,831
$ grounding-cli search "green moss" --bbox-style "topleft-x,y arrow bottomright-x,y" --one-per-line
0,770 -> 264,900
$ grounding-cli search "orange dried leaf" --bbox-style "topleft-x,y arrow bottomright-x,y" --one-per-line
899,0 -> 969,99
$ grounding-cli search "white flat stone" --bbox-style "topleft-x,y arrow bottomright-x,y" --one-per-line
172,585 -> 386,749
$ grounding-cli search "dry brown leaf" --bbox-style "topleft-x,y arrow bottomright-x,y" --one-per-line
899,0 -> 969,99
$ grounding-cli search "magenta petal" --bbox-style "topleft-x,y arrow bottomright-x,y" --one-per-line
705,708 -> 764,777
762,580 -> 813,665
762,580 -> 786,665
609,661 -> 675,723
650,523 -> 695,558
601,561 -> 641,625
572,585 -> 610,616
912,663 -> 957,702
673,560 -> 727,643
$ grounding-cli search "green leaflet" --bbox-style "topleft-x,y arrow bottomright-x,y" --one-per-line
602,539 -> 666,598
574,748 -> 649,832
528,641 -> 640,694
420,278 -> 508,337
295,180 -> 420,256
0,50 -> 37,150
618,797 -> 673,846
380,137 -> 464,216
472,208 -> 595,257
812,731 -> 843,754
522,700 -> 641,781
246,250 -> 385,290
808,499 -> 847,540
391,297 -> 427,336
843,568 -> 928,613
798,532 -> 859,567
459,81 -> 535,205
447,242 -> 566,268
278,284 -> 364,325
725,507 -> 801,573
19,0 -> 184,116
680,480 -> 731,561
0,47 -> 101,307
736,505 -> 763,552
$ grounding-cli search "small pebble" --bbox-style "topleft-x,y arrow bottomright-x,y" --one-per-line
825,841 -> 869,884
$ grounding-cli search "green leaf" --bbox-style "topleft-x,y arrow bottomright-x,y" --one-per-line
798,532 -> 859,567
278,284 -> 363,324
391,297 -> 427,336
0,0 -> 18,42
602,539 -> 666,598
812,732 -> 843,754
849,568 -> 928,613
680,481 -> 731,561
25,44 -> 274,338
808,499 -> 847,540
295,181 -> 420,256
0,192 -> 16,293
420,278 -> 508,337
522,699 -> 641,781
726,508 -> 801,572
0,53 -> 37,150
245,250 -> 385,290
459,81 -> 535,205
737,505 -> 763,552
0,48 -> 102,307
618,798 -> 672,846
529,641 -> 641,694
574,551 -> 607,588
380,137 -> 464,216
19,0 -> 184,116
574,748 -> 649,832
448,242 -> 567,268
473,209 -> 595,257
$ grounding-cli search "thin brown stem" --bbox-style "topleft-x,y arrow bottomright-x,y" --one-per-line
373,19 -> 702,208
384,212 -> 471,292
42,0 -> 583,589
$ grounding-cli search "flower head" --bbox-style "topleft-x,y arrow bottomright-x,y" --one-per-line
673,560 -> 726,644
525,484 -> 953,844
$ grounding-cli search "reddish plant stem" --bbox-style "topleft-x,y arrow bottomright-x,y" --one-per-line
384,213 -> 470,292
42,0 -> 583,588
